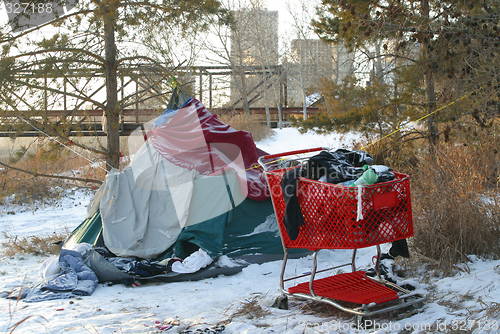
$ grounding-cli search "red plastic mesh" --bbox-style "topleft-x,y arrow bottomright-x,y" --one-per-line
265,169 -> 414,250
288,271 -> 399,305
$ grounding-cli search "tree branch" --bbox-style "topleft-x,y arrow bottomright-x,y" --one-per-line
8,78 -> 106,110
13,58 -> 103,72
122,90 -> 172,109
117,55 -> 168,66
11,48 -> 105,64
0,160 -> 103,185
0,10 -> 95,44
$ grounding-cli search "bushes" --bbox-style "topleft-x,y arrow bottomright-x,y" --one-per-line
365,125 -> 500,274
0,150 -> 103,208
0,159 -> 68,207
410,142 -> 500,273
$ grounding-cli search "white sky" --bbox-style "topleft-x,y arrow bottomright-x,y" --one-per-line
265,0 -> 321,41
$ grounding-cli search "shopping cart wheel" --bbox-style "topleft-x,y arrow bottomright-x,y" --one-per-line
272,295 -> 288,310
412,301 -> 424,310
354,315 -> 372,329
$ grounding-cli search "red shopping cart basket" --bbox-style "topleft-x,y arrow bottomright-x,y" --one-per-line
258,147 -> 424,324
266,170 -> 414,251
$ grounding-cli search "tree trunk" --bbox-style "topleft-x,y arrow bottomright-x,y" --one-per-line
424,71 -> 438,146
261,68 -> 271,127
299,45 -> 308,120
421,0 -> 438,152
374,43 -> 384,84
239,66 -> 251,115
104,1 -> 120,170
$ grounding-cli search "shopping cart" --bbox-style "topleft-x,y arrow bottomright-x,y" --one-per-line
258,147 -> 425,325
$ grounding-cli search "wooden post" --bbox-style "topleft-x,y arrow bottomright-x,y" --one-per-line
135,78 -> 139,111
209,73 -> 213,109
199,68 -> 203,103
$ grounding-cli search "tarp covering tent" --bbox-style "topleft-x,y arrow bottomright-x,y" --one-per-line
63,95 -> 298,283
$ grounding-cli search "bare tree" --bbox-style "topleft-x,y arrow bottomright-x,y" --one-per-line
245,0 -> 282,127
201,1 -> 284,126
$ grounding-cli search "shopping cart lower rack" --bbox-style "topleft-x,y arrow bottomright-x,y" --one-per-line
258,147 -> 425,325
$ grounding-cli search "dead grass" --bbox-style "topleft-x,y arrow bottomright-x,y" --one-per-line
297,299 -> 353,320
410,141 -> 500,275
0,231 -> 69,257
218,113 -> 273,142
365,127 -> 500,276
483,301 -> 500,319
0,148 -> 104,208
225,295 -> 271,321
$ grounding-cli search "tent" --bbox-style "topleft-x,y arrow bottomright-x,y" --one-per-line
63,93 -> 302,283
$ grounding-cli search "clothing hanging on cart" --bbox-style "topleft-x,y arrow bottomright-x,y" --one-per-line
281,168 -> 305,240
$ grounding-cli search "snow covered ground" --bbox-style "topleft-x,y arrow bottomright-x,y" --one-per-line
1,128 -> 500,334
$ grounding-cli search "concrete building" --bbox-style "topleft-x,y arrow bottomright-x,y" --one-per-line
286,39 -> 354,107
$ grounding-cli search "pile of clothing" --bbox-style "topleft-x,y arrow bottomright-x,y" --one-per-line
94,246 -> 213,277
23,246 -> 98,302
280,149 -> 409,259
299,148 -> 395,184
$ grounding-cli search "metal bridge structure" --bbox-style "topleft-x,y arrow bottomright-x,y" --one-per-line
0,64 -> 319,137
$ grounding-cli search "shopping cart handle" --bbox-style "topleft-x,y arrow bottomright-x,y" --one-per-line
261,147 -> 327,161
